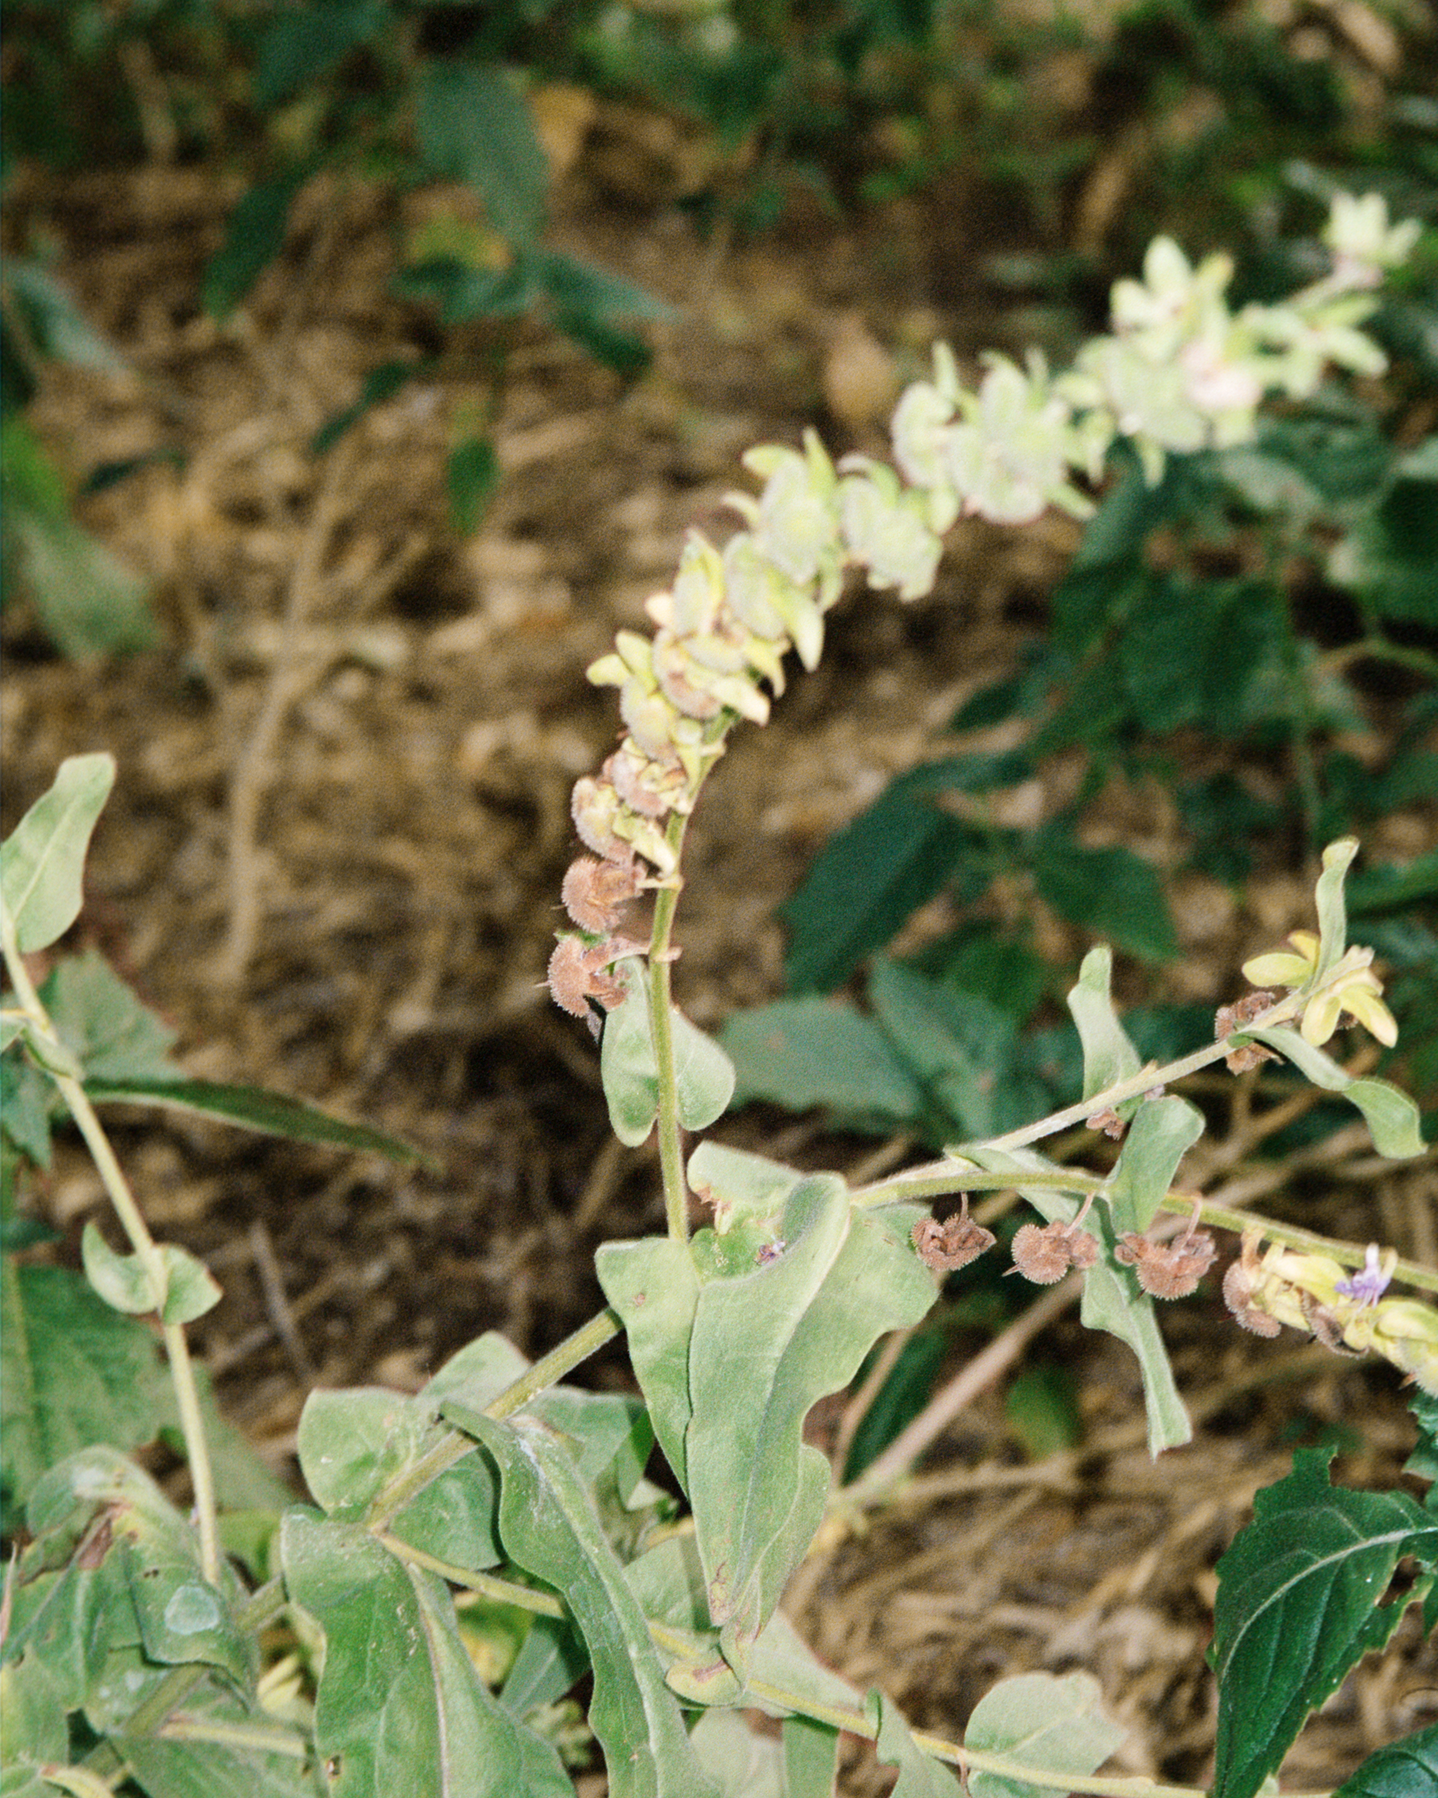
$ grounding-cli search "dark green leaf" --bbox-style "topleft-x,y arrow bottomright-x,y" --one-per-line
415,61 -> 548,246
1005,1365 -> 1082,1461
1032,829 -> 1179,961
1,1260 -> 170,1512
1348,851 -> 1438,915
203,176 -> 306,321
781,782 -> 983,993
869,959 -> 1024,1139
1117,576 -> 1285,737
1330,437 -> 1438,624
447,436 -> 500,534
83,1077 -> 432,1165
311,359 -> 431,457
1335,1726 -> 1438,1798
843,1328 -> 947,1483
1211,1448 -> 1437,1798
254,0 -> 389,110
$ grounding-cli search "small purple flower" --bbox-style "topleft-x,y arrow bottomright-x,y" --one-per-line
1336,1244 -> 1391,1307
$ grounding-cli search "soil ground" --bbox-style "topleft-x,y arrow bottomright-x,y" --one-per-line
4,89 -> 1436,1793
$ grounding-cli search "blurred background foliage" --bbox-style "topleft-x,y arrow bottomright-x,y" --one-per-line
3,0 -> 1435,1101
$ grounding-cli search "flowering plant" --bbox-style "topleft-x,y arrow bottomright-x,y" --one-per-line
4,196 -> 1435,1798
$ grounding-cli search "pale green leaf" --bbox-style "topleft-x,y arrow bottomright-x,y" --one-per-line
966,1671 -> 1125,1798
1066,948 -> 1142,1104
1247,1026 -> 1423,1158
1104,1096 -> 1204,1235
1,755 -> 115,955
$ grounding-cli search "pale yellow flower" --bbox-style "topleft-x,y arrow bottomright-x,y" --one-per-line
1241,933 -> 1396,1048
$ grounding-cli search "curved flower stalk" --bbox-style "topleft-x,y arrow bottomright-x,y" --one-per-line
547,196 -> 1420,1237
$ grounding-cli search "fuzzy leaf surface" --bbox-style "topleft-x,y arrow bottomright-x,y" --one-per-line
965,1671 -> 1125,1798
685,1168 -> 934,1661
1,754 -> 114,954
1211,1448 -> 1438,1798
450,1412 -> 720,1798
281,1508 -> 569,1798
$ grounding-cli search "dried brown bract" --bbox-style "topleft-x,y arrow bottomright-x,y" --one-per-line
1085,1108 -> 1125,1139
912,1199 -> 995,1273
1009,1202 -> 1100,1285
561,855 -> 643,934
546,935 -> 635,1030
1215,990 -> 1278,1074
1221,1256 -> 1282,1337
1115,1206 -> 1217,1299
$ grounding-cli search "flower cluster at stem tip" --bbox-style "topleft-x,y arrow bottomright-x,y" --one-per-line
545,195 -> 1433,1396
547,193 -> 1419,1027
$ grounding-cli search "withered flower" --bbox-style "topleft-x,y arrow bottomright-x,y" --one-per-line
1085,1108 -> 1126,1140
1009,1196 -> 1100,1284
912,1198 -> 995,1273
546,936 -> 634,1029
1221,1253 -> 1282,1337
561,856 -> 643,934
1115,1203 -> 1216,1298
1214,990 -> 1278,1074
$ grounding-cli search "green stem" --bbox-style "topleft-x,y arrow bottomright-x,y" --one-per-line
0,925 -> 220,1584
378,1535 -> 566,1615
365,1308 -> 621,1531
646,812 -> 693,1244
852,986 -> 1310,1209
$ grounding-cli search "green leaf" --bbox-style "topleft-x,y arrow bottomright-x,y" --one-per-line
498,1613 -> 589,1719
1329,435 -> 1438,625
4,493 -> 158,659
81,1223 -> 221,1326
446,1412 -> 721,1798
1,754 -> 114,955
600,961 -> 734,1148
869,960 -> 1026,1140
40,949 -> 178,1083
296,1368 -> 507,1572
1004,1365 -> 1082,1461
203,175 -> 306,321
781,782 -> 982,993
1,1051 -> 55,1168
83,1077 -> 432,1165
4,262 -> 127,379
595,1235 -> 701,1488
965,1671 -> 1126,1798
689,1712 -> 784,1797
26,1447 -> 254,1687
1246,1027 -> 1423,1158
784,1715 -> 842,1798
1,1260 -> 170,1512
1210,1448 -> 1438,1798
720,997 -> 927,1128
0,1646 -> 69,1776
1335,1724 -> 1438,1798
872,1690 -> 963,1796
684,1170 -> 935,1662
281,1508 -> 570,1798
253,0 -> 389,109
415,61 -> 549,247
965,1146 -> 1190,1454
448,436 -> 500,534
116,1687 -> 317,1798
1031,830 -> 1178,962
1066,947 -> 1142,1104
1104,1096 -> 1204,1235
1117,575 -> 1285,737
843,1328 -> 947,1483
311,358 -> 432,457
1348,850 -> 1438,914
